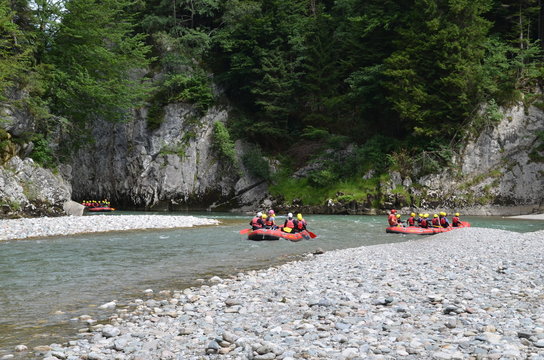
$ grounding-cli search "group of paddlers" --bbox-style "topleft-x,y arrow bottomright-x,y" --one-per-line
250,210 -> 308,233
387,209 -> 463,228
82,200 -> 111,208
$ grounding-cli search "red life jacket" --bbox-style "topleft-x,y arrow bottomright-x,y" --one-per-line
432,218 -> 440,227
265,219 -> 274,227
421,219 -> 428,228
440,217 -> 449,228
452,217 -> 460,226
388,214 -> 397,226
297,219 -> 306,230
284,219 -> 295,228
407,216 -> 416,226
251,217 -> 262,228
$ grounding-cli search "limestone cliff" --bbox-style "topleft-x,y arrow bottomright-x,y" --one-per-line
377,103 -> 543,215
1,96 -> 542,217
68,104 -> 267,210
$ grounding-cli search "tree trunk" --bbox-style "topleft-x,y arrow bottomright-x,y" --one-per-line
173,0 -> 176,25
309,0 -> 317,16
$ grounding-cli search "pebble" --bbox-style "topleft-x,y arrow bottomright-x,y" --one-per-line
39,227 -> 544,360
0,215 -> 219,241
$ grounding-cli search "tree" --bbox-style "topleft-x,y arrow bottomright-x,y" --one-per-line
383,0 -> 493,138
46,0 -> 151,124
0,0 -> 31,98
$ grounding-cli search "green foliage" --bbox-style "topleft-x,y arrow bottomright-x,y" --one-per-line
4,0 -> 544,209
159,141 -> 188,159
269,173 -> 385,207
212,121 -> 238,167
29,133 -> 55,168
163,72 -> 213,111
301,126 -> 330,141
242,146 -> 270,180
383,0 -> 493,139
0,0 -> 31,98
528,130 -> 544,163
46,0 -> 152,124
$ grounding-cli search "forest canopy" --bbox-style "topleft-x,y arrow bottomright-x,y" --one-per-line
1,0 -> 543,164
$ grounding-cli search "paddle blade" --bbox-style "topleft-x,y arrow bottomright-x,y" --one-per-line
308,231 -> 317,238
239,228 -> 251,234
283,227 -> 292,233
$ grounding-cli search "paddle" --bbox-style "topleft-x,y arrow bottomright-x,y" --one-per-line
239,228 -> 251,234
308,231 -> 317,238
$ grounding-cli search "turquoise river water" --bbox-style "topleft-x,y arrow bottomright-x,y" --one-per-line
1,212 -> 543,358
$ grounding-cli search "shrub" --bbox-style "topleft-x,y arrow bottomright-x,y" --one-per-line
29,134 -> 55,168
242,146 -> 270,180
212,121 -> 238,167
164,73 -> 213,112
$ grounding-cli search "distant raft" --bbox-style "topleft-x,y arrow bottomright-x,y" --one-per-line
248,228 -> 311,242
386,222 -> 471,235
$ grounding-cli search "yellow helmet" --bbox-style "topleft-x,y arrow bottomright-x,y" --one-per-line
434,214 -> 438,218
424,213 -> 429,218
455,212 -> 460,216
261,214 -> 267,219
396,214 -> 401,218
419,213 -> 423,217
410,212 -> 416,217
297,213 -> 303,220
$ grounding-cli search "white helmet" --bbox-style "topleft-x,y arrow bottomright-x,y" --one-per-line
288,212 -> 293,218
257,211 -> 262,217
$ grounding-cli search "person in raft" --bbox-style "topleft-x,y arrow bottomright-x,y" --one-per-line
395,213 -> 404,227
439,211 -> 450,228
283,213 -> 296,231
294,213 -> 307,232
265,210 -> 277,229
452,212 -> 462,227
388,209 -> 398,226
420,213 -> 430,228
407,212 -> 417,227
431,214 -> 441,227
250,211 -> 265,230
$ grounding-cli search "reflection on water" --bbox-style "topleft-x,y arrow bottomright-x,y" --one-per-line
1,213 -> 543,357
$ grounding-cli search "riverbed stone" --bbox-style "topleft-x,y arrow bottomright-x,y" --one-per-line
34,227 -> 544,360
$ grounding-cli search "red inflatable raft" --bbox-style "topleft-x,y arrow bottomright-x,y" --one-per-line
87,206 -> 115,212
248,229 -> 310,242
386,222 -> 471,235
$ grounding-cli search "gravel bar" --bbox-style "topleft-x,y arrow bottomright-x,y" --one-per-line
23,227 -> 544,359
0,215 -> 219,241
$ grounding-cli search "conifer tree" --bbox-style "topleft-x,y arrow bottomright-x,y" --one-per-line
383,0 -> 493,138
46,0 -> 151,124
0,0 -> 30,98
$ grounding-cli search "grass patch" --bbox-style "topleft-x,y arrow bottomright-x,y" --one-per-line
269,175 -> 384,206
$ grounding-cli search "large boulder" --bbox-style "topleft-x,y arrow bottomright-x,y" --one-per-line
0,156 -> 72,217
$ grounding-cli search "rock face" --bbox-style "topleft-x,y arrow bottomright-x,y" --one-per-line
387,103 -> 544,215
2,95 -> 541,216
0,156 -> 72,217
69,104 -> 267,210
283,103 -> 544,216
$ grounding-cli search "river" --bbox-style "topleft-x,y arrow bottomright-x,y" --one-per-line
1,212 -> 543,358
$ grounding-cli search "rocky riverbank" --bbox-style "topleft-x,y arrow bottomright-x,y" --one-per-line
19,227 -> 542,360
0,215 -> 219,241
